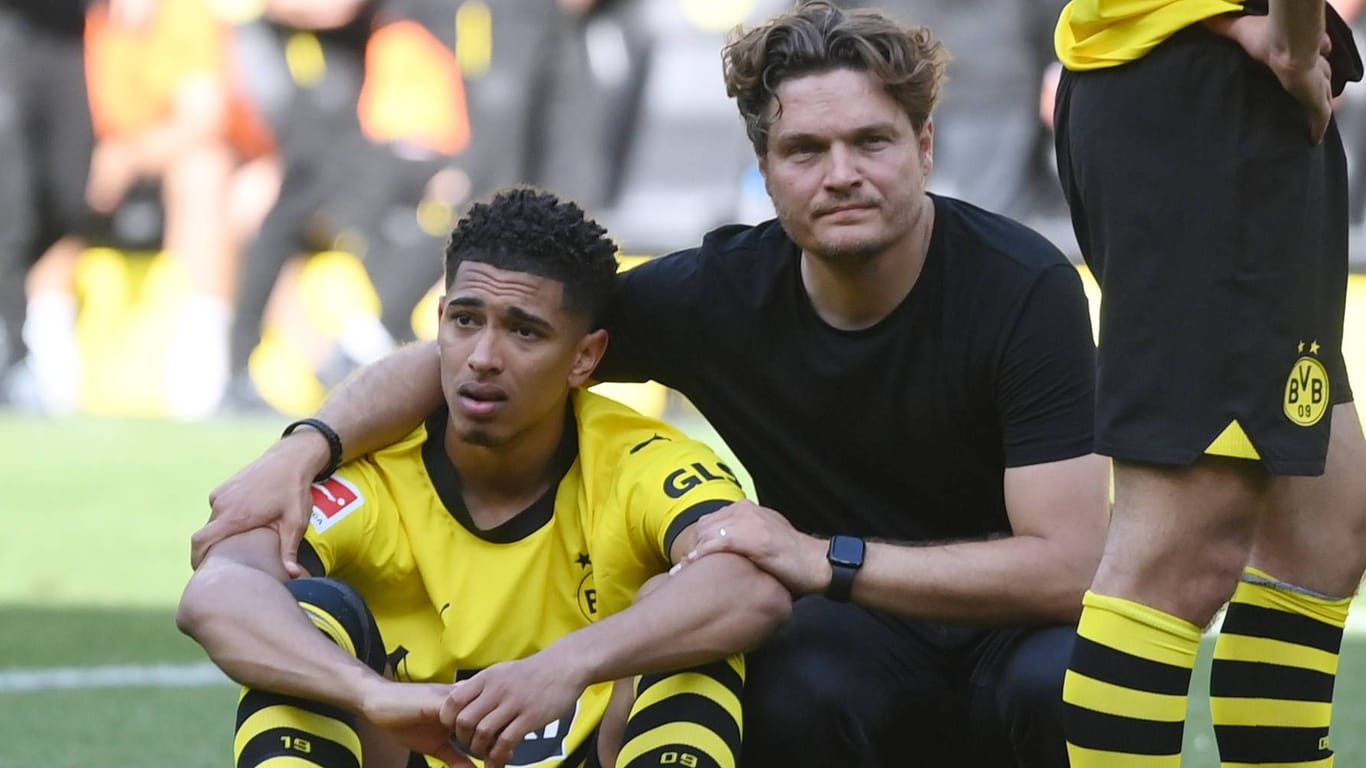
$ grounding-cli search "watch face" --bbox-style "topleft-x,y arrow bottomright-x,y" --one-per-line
828,535 -> 865,567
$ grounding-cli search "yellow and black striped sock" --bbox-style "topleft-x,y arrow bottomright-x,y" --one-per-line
615,655 -> 744,768
1210,567 -> 1350,767
1064,590 -> 1200,768
235,579 -> 386,768
235,687 -> 363,768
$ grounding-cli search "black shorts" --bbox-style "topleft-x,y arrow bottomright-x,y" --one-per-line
1055,25 -> 1354,476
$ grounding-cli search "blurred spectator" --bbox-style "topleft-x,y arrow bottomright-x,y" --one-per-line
83,0 -> 281,419
0,0 -> 98,414
221,0 -> 472,414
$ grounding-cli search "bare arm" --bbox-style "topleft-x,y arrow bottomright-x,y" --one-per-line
443,533 -> 791,767
177,528 -> 469,765
192,342 -> 442,571
177,528 -> 380,705
683,452 -> 1110,625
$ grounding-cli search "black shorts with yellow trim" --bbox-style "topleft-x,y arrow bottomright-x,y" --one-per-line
1055,25 -> 1354,476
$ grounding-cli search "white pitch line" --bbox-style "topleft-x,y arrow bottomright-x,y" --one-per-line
0,662 -> 232,693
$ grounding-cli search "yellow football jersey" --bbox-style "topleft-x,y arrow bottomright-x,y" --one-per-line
1056,0 -> 1242,70
299,389 -> 746,768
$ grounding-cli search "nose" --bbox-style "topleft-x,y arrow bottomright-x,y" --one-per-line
824,143 -> 862,189
467,328 -> 503,374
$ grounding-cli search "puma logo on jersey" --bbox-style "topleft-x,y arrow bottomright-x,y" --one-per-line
310,476 -> 364,533
663,462 -> 740,498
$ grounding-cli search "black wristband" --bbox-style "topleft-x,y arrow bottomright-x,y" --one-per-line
281,418 -> 343,483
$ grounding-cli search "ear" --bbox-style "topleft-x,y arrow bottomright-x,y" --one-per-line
567,328 -> 609,388
919,118 -> 935,171
757,153 -> 769,179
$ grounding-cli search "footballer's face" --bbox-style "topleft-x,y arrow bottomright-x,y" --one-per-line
759,68 -> 933,267
437,261 -> 606,448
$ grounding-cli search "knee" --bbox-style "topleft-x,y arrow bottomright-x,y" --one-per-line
992,629 -> 1073,768
744,645 -> 867,741
285,577 -> 387,674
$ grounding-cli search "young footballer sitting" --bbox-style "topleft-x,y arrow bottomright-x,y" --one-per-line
176,187 -> 791,768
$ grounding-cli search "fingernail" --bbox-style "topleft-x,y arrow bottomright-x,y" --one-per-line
669,563 -> 682,575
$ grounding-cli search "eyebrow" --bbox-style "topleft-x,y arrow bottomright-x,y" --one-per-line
774,122 -> 901,145
447,296 -> 553,329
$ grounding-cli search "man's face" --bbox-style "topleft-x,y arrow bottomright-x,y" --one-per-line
437,261 -> 605,448
758,68 -> 933,265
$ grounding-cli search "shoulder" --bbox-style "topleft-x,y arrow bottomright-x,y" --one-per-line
933,194 -> 1073,277
626,220 -> 793,284
574,391 -> 732,475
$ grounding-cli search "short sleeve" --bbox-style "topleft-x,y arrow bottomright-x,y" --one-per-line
610,436 -> 746,565
597,250 -> 705,384
301,467 -> 385,577
996,264 -> 1096,466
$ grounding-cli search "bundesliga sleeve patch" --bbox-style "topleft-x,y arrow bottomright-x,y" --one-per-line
309,476 -> 365,533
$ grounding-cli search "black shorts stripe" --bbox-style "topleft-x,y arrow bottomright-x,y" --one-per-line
238,727 -> 359,768
1068,636 -> 1193,695
625,692 -> 741,753
1208,659 -> 1337,702
635,660 -> 743,702
1063,704 -> 1186,755
1213,724 -> 1331,764
1223,603 -> 1345,654
236,689 -> 353,731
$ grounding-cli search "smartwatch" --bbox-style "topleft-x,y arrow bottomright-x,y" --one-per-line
825,535 -> 866,602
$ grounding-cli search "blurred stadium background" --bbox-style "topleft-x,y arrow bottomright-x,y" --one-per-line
5,0 -> 1366,765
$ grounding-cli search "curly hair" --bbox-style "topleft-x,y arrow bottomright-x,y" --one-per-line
444,187 -> 619,325
723,0 -> 949,155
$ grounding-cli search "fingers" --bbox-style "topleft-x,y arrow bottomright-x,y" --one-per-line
1311,56 -> 1333,144
189,518 -> 229,569
1322,31 -> 1333,57
484,713 -> 541,768
445,680 -> 497,756
466,703 -> 519,764
430,742 -> 476,768
279,496 -> 310,575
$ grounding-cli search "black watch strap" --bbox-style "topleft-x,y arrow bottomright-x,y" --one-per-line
825,535 -> 866,602
281,418 -> 343,483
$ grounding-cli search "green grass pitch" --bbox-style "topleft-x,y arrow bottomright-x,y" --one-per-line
2,412 -> 1364,767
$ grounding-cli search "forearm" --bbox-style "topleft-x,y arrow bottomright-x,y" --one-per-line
177,561 -> 380,710
317,342 -> 442,464
551,555 -> 789,683
1270,0 -> 1326,67
850,534 -> 1094,624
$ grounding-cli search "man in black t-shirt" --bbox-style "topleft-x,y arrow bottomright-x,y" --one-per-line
191,3 -> 1108,765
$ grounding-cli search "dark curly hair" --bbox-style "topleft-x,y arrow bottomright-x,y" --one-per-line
444,187 -> 619,325
723,0 -> 949,155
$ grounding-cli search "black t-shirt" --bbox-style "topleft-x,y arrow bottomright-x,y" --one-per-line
598,194 -> 1095,542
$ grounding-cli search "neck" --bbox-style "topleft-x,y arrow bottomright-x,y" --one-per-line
444,401 -> 568,530
801,195 -> 935,331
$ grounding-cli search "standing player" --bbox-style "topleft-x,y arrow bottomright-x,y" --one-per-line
1054,1 -> 1366,765
192,3 -> 1110,764
179,188 -> 790,768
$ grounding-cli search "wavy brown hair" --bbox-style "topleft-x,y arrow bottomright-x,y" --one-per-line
723,0 -> 949,155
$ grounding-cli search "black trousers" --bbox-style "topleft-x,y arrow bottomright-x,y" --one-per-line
741,596 -> 1072,768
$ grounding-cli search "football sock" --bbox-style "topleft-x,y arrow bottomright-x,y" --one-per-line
235,579 -> 387,768
1210,567 -> 1350,767
1064,590 -> 1200,767
616,655 -> 745,768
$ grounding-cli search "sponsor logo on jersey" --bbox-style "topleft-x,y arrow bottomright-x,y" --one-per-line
309,475 -> 365,533
662,462 -> 740,498
1284,341 -> 1330,427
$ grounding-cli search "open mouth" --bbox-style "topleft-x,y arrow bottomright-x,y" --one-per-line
457,383 -> 507,416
